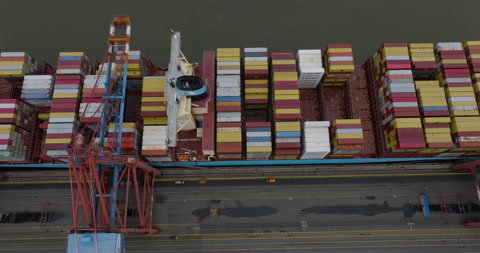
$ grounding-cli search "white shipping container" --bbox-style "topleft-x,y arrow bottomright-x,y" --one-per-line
449,106 -> 479,111
385,69 -> 413,75
246,132 -> 271,137
276,137 -> 301,143
246,142 -> 271,147
297,49 -> 322,54
0,66 -> 29,71
328,56 -> 354,62
244,57 -> 268,61
217,61 -> 241,66
385,55 -> 410,60
245,47 -> 268,53
1,52 -> 27,57
216,116 -> 241,122
217,70 -> 241,75
304,121 -> 330,127
435,42 -> 463,51
335,128 -> 363,134
448,97 -> 476,102
443,78 -> 473,83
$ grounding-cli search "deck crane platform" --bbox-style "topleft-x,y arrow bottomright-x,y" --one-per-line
67,16 -> 161,253
164,30 -> 206,148
451,160 -> 480,227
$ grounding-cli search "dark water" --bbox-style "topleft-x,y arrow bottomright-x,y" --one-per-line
0,0 -> 478,67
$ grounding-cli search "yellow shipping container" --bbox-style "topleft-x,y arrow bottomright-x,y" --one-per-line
141,97 -> 164,102
274,94 -> 299,100
328,65 -> 355,72
450,110 -> 479,117
448,101 -> 477,107
382,48 -> 409,55
38,113 -> 50,119
440,59 -> 468,64
45,138 -> 71,144
274,90 -> 299,95
216,57 -> 240,62
217,127 -> 242,132
273,72 -> 298,81
276,121 -> 301,127
463,41 -> 480,47
422,117 -> 451,123
216,48 -> 240,54
217,65 -> 240,70
424,128 -> 451,134
415,81 -> 441,87
141,106 -> 166,112
216,132 -> 242,142
244,65 -> 268,70
244,61 -> 268,66
50,112 -> 77,118
0,70 -> 26,77
275,125 -> 301,131
245,94 -> 268,99
410,57 -> 436,61
245,79 -> 268,84
0,129 -> 14,135
272,59 -> 296,65
445,86 -> 475,92
52,93 -> 80,99
143,117 -> 167,125
0,113 -> 15,119
275,108 -> 301,114
0,61 -> 28,66
59,52 -> 86,57
245,88 -> 268,94
247,147 -> 272,153
409,48 -> 434,53
335,119 -> 361,124
336,133 -> 363,139
467,54 -> 480,60
217,52 -> 241,58
0,124 -> 14,130
326,48 -> 352,53
409,43 -> 434,48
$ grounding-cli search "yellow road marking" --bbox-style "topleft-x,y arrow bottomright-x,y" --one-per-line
0,172 -> 470,185
2,228 -> 479,245
156,173 -> 471,182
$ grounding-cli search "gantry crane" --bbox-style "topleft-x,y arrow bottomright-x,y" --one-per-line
451,160 -> 480,227
164,30 -> 206,148
67,16 -> 161,253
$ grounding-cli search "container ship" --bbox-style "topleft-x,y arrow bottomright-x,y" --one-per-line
1,35 -> 480,167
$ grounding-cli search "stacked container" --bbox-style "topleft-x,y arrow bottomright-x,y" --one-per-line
141,76 -> 167,125
419,117 -> 454,154
464,42 -> 480,113
322,44 -> 354,86
415,81 -> 449,117
140,76 -> 169,161
108,123 -> 140,156
116,49 -> 150,78
384,118 -> 426,153
245,122 -> 272,160
0,99 -> 35,162
271,52 -> 301,159
449,117 -> 480,150
141,125 -> 171,161
45,52 -> 92,161
296,50 -> 324,88
244,48 -> 269,109
216,48 -> 242,160
408,43 -> 438,79
0,52 -> 41,78
373,43 -> 411,80
329,119 -> 364,158
79,75 -> 109,127
21,75 -> 55,108
377,70 -> 420,125
300,121 -> 330,159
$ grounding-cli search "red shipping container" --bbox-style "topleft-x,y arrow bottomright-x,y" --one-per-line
141,101 -> 166,107
245,83 -> 268,89
246,122 -> 271,128
245,99 -> 268,104
390,97 -> 418,103
141,92 -> 164,97
326,52 -> 353,57
46,133 -> 74,139
81,98 -> 103,103
333,123 -> 362,129
141,111 -> 166,117
441,63 -> 469,69
397,142 -> 425,149
216,142 -> 242,153
274,103 -> 300,109
275,114 -> 301,120
271,53 -> 295,59
427,142 -> 454,149
44,144 -> 68,149
422,111 -> 449,117
274,149 -> 301,156
276,142 -> 301,149
56,75 -> 83,80
216,105 -> 241,112
217,122 -> 242,128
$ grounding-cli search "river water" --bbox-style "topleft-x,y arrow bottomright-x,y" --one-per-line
0,0 -> 478,67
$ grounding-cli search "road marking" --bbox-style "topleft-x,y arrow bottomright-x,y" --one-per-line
1,228 -> 480,245
0,172 -> 470,185
156,173 -> 470,182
